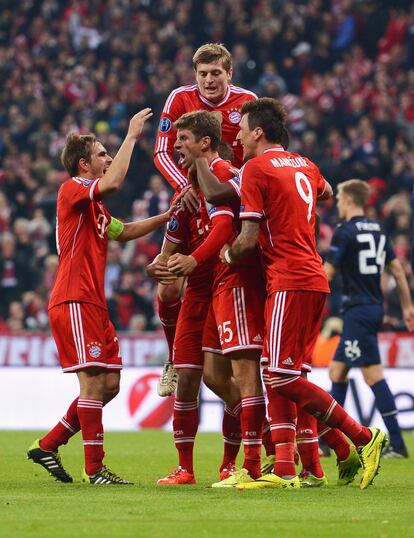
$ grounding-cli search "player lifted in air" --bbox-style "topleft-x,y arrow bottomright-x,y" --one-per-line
153,43 -> 256,397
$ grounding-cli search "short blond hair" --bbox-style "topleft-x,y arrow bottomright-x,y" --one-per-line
337,179 -> 371,208
192,43 -> 232,72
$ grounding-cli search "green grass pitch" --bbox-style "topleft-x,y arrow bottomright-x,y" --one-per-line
1,431 -> 413,538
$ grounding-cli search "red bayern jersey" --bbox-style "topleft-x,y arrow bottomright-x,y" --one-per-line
165,202 -> 213,301
200,158 -> 265,294
154,84 -> 257,191
239,146 -> 330,294
49,177 -> 110,310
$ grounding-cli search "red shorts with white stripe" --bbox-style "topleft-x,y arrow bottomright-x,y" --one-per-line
173,296 -> 210,369
49,302 -> 122,373
262,290 -> 326,375
202,287 -> 264,354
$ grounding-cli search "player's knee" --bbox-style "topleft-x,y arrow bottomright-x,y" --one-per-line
176,369 -> 201,399
103,384 -> 120,404
329,363 -> 346,383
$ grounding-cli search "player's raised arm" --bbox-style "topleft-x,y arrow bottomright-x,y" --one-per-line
98,108 -> 153,196
195,157 -> 239,204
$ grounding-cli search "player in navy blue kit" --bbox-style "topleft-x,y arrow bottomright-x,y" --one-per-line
324,179 -> 414,459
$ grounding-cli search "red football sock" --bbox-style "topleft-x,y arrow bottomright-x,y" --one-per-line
77,399 -> 104,476
317,421 -> 350,461
221,400 -> 242,471
273,375 -> 372,447
40,397 -> 80,452
173,399 -> 198,474
296,407 -> 324,478
267,385 -> 297,478
262,418 -> 275,456
157,298 -> 181,361
240,395 -> 265,479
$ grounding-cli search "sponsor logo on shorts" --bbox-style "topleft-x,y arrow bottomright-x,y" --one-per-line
282,357 -> 294,366
87,341 -> 102,358
245,431 -> 257,436
228,110 -> 242,124
253,334 -> 263,342
159,117 -> 172,132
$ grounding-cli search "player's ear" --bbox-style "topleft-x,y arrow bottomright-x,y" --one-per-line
227,67 -> 233,80
201,136 -> 211,150
78,157 -> 89,173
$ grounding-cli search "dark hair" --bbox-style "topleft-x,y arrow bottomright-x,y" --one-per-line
192,43 -> 232,72
174,110 -> 221,151
61,133 -> 96,176
337,179 -> 371,208
241,97 -> 287,143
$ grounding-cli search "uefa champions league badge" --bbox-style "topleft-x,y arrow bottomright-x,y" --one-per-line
168,216 -> 179,232
228,109 -> 242,124
159,117 -> 172,132
87,341 -> 102,358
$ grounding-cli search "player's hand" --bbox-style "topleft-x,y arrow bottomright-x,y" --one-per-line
180,187 -> 199,214
162,191 -> 185,221
403,305 -> 414,332
167,253 -> 197,276
127,108 -> 153,140
146,254 -> 178,284
220,244 -> 232,265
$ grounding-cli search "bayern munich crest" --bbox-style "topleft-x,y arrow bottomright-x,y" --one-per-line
228,110 -> 242,124
87,342 -> 102,358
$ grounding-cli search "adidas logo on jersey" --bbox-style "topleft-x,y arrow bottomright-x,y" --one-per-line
282,357 -> 294,366
253,334 -> 263,342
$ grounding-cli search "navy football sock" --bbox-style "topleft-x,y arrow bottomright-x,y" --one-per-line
331,381 -> 348,407
370,379 -> 405,450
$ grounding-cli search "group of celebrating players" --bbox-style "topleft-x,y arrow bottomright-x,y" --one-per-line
27,43 -> 413,488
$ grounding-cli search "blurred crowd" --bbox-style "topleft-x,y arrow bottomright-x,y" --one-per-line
0,0 -> 414,333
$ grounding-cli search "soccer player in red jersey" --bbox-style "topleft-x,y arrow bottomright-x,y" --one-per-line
221,98 -> 387,491
147,117 -> 243,484
27,109 -> 178,485
153,43 -> 257,396
166,111 -> 266,486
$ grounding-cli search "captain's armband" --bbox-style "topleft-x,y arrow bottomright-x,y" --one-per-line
107,217 -> 125,240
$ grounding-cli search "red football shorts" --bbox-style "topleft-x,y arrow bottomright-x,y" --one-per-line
173,296 -> 210,369
49,302 -> 122,373
202,286 -> 264,354
262,290 -> 326,375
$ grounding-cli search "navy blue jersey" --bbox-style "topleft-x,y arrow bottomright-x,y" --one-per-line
326,216 -> 395,310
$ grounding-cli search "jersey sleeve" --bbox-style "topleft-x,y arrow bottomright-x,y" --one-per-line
61,177 -> 103,210
192,212 -> 234,264
325,224 -> 349,266
164,208 -> 188,245
239,161 -> 264,220
206,200 -> 235,222
310,162 -> 328,197
153,90 -> 188,192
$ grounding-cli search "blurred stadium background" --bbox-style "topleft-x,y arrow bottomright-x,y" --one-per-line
0,0 -> 413,432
